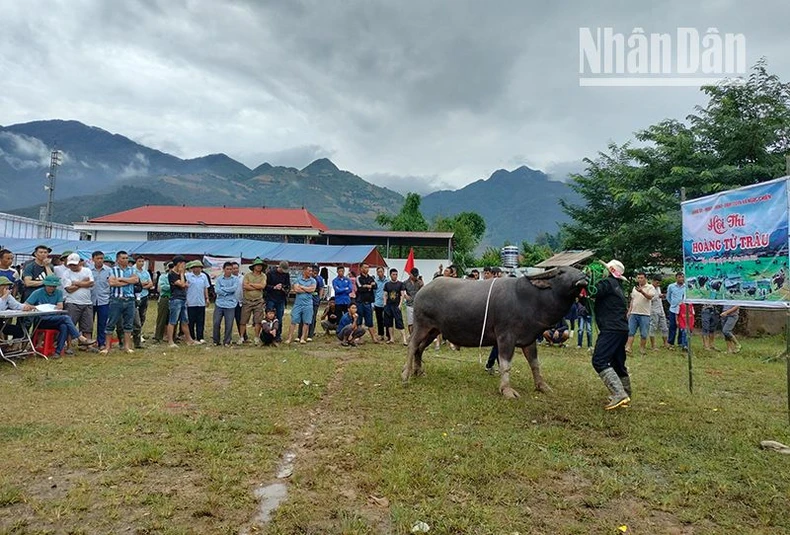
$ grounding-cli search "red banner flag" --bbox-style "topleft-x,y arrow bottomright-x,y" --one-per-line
403,247 -> 415,276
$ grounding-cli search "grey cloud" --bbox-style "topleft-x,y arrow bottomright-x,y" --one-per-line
1,0 -> 789,193
364,173 -> 454,196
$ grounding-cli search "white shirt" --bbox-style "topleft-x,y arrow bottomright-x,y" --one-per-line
61,267 -> 94,305
630,283 -> 656,316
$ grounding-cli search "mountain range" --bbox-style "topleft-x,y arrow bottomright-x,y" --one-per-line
0,120 -> 580,246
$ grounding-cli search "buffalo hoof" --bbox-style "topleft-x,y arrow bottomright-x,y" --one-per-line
535,382 -> 553,394
414,367 -> 425,378
500,386 -> 521,399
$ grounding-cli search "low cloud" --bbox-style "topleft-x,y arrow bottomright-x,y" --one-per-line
364,173 -> 455,196
119,152 -> 150,178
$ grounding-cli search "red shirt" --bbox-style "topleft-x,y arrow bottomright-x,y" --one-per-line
678,303 -> 695,330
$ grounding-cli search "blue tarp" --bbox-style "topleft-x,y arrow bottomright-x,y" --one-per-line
0,237 -> 386,266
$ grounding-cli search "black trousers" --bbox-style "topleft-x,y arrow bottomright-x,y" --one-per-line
188,306 -> 206,341
374,305 -> 387,338
591,330 -> 629,376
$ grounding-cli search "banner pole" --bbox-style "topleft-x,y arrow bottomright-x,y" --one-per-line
681,187 -> 693,394
786,307 -> 790,426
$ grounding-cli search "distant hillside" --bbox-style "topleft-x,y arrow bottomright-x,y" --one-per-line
1,119 -> 580,243
0,120 -> 402,229
421,166 -> 580,246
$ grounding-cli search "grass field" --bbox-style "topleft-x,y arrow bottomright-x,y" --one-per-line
2,327 -> 790,534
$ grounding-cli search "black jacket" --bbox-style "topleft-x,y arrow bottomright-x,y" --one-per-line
593,275 -> 628,332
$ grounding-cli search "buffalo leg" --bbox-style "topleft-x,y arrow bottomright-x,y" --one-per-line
402,324 -> 439,381
497,340 -> 520,399
522,343 -> 552,393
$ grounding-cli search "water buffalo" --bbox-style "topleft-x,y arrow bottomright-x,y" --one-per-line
402,267 -> 588,398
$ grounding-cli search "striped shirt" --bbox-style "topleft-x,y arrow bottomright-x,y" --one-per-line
111,265 -> 136,298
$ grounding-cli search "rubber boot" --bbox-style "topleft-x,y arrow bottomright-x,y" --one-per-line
620,375 -> 632,397
599,368 -> 630,410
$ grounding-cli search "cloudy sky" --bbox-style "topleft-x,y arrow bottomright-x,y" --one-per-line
1,0 -> 788,194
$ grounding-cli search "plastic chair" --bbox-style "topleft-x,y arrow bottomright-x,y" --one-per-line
32,329 -> 59,357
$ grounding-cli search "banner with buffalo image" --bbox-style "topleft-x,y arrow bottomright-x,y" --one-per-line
681,177 -> 790,308
203,255 -> 241,282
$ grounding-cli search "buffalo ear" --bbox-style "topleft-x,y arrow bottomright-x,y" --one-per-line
529,278 -> 552,289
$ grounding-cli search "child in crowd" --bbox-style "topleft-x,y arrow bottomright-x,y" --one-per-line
260,309 -> 279,347
320,297 -> 338,335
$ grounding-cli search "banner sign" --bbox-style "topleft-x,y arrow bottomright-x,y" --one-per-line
203,255 -> 240,282
681,177 -> 790,308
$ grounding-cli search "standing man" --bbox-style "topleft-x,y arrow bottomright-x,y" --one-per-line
153,262 -> 172,343
61,253 -> 95,346
231,262 -> 245,342
649,275 -> 669,350
186,260 -> 209,344
591,260 -> 631,410
22,244 -> 53,302
213,261 -> 239,346
133,255 -> 154,348
355,263 -> 378,343
307,264 -> 325,341
241,258 -> 267,344
403,267 -> 424,335
383,268 -> 409,346
332,266 -> 352,318
625,272 -> 655,355
373,266 -> 388,341
91,251 -> 112,351
265,260 -> 291,343
166,256 -> 195,348
720,303 -> 741,353
666,272 -> 686,349
101,250 -> 139,355
0,249 -> 18,294
701,304 -> 720,351
285,264 -> 316,344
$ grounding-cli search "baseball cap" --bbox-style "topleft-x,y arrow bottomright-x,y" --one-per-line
606,260 -> 627,280
66,253 -> 81,266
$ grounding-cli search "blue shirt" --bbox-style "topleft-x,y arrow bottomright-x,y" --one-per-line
333,276 -> 352,306
26,287 -> 64,306
215,275 -> 239,309
666,282 -> 685,314
312,275 -> 325,307
91,265 -> 112,305
374,275 -> 387,307
110,265 -> 136,298
186,272 -> 208,307
134,268 -> 152,298
295,275 -> 316,307
337,311 -> 355,332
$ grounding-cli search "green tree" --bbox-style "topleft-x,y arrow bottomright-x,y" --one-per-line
433,212 -> 487,270
519,240 -> 553,267
562,60 -> 790,270
375,192 -> 429,231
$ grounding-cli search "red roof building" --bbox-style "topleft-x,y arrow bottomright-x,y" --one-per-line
74,206 -> 328,243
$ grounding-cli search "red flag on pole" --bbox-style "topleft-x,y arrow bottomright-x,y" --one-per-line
403,247 -> 415,276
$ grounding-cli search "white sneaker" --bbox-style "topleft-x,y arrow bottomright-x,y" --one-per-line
237,338 -> 244,345
140,336 -> 146,343
306,337 -> 313,342
197,339 -> 206,345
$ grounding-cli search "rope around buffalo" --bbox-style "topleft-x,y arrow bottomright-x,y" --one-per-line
478,277 -> 498,364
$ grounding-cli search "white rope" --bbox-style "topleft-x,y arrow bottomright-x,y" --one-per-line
478,277 -> 497,364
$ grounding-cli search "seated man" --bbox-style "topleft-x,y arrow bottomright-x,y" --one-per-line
0,275 -> 31,340
336,303 -> 366,346
543,320 -> 569,347
26,274 -> 94,357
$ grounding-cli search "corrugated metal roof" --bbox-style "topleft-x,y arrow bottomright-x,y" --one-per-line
534,250 -> 594,268
87,206 -> 328,231
323,229 -> 454,239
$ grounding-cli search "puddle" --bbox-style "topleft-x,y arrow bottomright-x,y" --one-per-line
241,446 -> 302,533
251,482 -> 288,524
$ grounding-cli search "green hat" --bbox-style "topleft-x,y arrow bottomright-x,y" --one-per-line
249,257 -> 266,270
43,274 -> 61,287
0,276 -> 13,286
186,260 -> 202,269
59,250 -> 73,258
